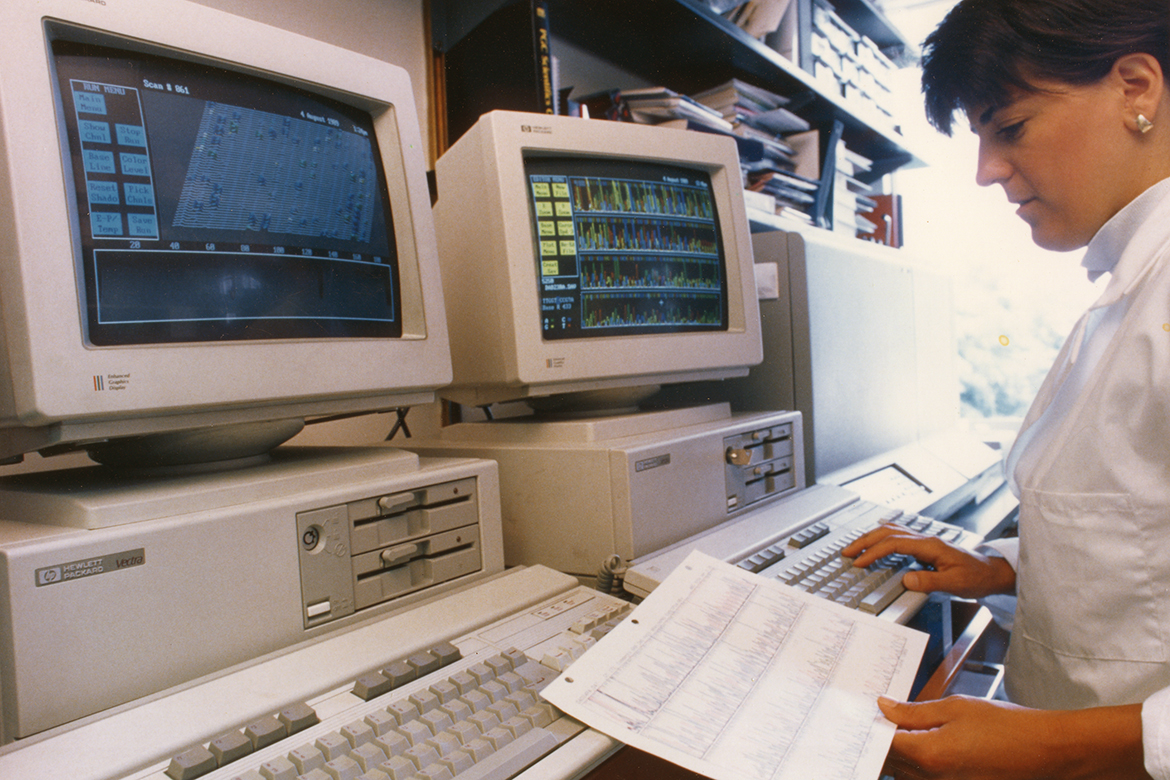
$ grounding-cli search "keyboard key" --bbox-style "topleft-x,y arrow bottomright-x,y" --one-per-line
244,715 -> 287,750
210,730 -> 253,765
448,670 -> 477,695
407,650 -> 441,676
341,720 -> 375,749
421,709 -> 454,735
377,756 -> 418,780
350,743 -> 388,772
365,709 -> 398,737
479,680 -> 507,703
461,737 -> 495,762
449,720 -> 481,745
316,731 -> 352,761
279,702 -> 320,734
484,655 -> 512,677
231,770 -> 266,780
386,699 -> 420,725
481,726 -> 514,751
466,662 -> 494,685
429,679 -> 459,704
356,771 -> 390,780
461,689 -> 491,714
487,700 -> 519,723
500,715 -> 532,739
467,710 -> 499,734
399,719 -> 432,746
415,765 -> 454,780
506,691 -> 537,712
404,742 -> 440,769
288,745 -> 327,775
520,704 -> 556,729
859,569 -> 910,614
429,642 -> 462,667
496,671 -> 524,694
440,749 -> 475,776
166,746 -> 217,780
258,756 -> 299,780
501,648 -> 527,669
439,699 -> 472,724
324,755 -> 364,780
409,688 -> 440,715
425,730 -> 462,758
353,672 -> 393,701
373,730 -> 410,758
382,661 -> 416,688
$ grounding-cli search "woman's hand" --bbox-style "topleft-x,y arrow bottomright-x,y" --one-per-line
841,524 -> 1016,600
878,696 -> 1150,780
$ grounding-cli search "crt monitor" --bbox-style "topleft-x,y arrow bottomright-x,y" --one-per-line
0,0 -> 451,466
431,111 -> 762,410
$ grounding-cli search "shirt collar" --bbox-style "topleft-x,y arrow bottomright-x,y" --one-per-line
1082,177 -> 1170,282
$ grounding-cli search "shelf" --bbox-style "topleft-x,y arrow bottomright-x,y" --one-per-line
543,0 -> 922,178
828,0 -> 918,60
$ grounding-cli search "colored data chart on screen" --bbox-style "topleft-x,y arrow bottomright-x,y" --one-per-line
527,158 -> 729,341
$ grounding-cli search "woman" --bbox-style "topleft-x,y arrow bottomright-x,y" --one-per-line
842,1 -> 1170,777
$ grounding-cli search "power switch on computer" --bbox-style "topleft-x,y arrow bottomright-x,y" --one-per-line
725,423 -> 797,511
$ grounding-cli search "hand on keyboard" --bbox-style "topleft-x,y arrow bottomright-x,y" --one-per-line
841,523 -> 1017,600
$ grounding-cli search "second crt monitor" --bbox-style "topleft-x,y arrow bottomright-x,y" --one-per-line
431,110 -> 762,410
418,112 -> 802,576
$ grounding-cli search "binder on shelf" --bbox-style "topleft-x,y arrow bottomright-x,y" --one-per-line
811,118 -> 844,229
440,0 -> 554,148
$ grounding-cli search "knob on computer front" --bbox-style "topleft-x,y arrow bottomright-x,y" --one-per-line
726,447 -> 752,466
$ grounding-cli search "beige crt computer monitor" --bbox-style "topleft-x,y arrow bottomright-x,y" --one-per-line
432,111 -> 762,410
0,0 -> 451,466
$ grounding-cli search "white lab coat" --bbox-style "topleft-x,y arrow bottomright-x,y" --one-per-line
994,177 -> 1170,778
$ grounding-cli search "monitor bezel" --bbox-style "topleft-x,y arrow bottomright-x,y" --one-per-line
434,111 -> 762,408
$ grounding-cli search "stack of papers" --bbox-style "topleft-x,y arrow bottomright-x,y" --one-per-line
542,552 -> 927,780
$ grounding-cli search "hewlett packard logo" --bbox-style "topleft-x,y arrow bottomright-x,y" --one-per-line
520,124 -> 553,134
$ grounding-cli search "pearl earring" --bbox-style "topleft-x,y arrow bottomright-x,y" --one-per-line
1137,114 -> 1155,134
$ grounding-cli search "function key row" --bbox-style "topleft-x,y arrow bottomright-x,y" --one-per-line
165,643 -> 465,780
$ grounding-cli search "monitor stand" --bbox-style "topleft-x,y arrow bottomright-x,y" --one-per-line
0,445 -> 422,530
407,403 -> 804,576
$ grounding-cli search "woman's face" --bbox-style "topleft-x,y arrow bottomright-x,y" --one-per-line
972,77 -> 1143,251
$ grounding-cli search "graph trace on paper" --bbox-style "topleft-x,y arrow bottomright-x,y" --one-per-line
541,552 -> 926,780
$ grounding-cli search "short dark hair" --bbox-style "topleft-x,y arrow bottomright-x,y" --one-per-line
921,0 -> 1170,134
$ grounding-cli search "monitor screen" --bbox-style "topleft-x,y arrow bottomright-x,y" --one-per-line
432,111 -> 761,409
524,156 -> 729,340
53,41 -> 402,346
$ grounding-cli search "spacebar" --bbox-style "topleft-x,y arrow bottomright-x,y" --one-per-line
858,567 -> 911,614
456,727 -> 560,780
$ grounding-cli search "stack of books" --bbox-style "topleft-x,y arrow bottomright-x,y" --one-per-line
832,143 -> 880,236
691,79 -> 819,226
578,86 -> 732,131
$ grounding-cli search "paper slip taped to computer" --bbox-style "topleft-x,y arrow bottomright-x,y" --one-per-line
541,551 -> 927,780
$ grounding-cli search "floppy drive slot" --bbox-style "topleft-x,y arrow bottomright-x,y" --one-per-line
352,526 -> 482,609
297,476 -> 484,628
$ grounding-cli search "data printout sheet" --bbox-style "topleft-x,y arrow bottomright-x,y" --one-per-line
541,551 -> 928,780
